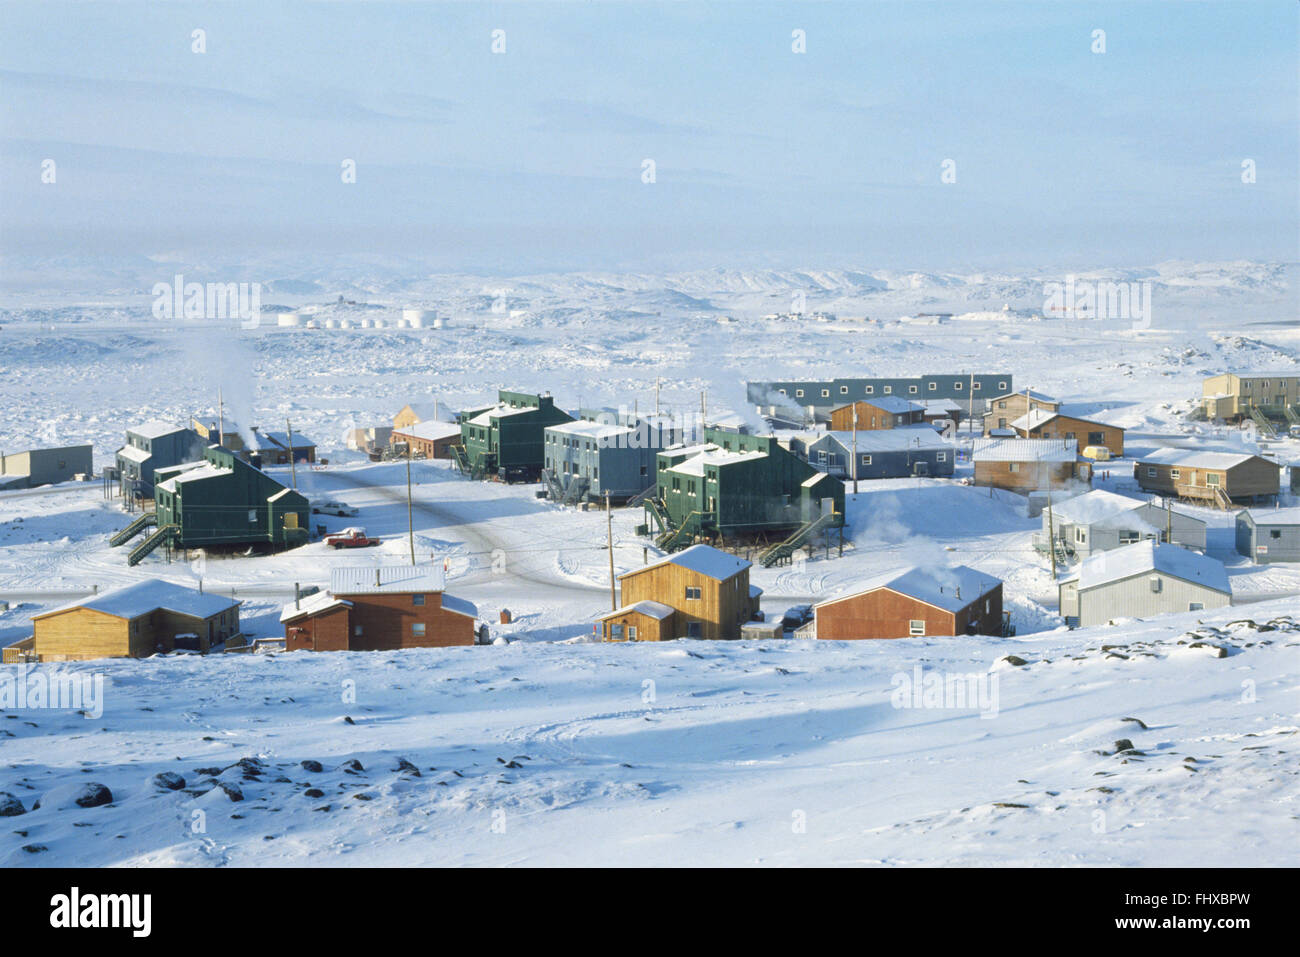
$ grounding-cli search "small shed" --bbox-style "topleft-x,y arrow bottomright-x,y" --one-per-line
1235,507 -> 1300,564
598,599 -> 677,642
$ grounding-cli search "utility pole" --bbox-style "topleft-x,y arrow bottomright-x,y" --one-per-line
285,418 -> 298,490
606,491 -> 616,611
406,446 -> 416,565
218,387 -> 225,447
1165,496 -> 1172,543
1046,488 -> 1058,580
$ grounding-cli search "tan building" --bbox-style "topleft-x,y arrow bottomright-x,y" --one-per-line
983,390 -> 1060,434
282,565 -> 477,652
1202,373 -> 1300,421
392,401 -> 444,430
392,420 -> 461,459
598,544 -> 762,641
829,397 -> 925,431
971,438 -> 1091,493
1134,449 -> 1278,508
1010,409 -> 1125,456
26,580 -> 241,662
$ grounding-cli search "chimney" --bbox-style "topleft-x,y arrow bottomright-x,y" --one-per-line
375,567 -> 381,587
294,582 -> 300,610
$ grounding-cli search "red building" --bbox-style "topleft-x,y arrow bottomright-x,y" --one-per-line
814,565 -> 1003,640
281,565 -> 477,651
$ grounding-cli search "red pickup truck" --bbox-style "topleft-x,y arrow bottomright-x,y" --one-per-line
323,527 -> 380,549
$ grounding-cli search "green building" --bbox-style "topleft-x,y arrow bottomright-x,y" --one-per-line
152,447 -> 310,551
649,427 -> 844,551
458,390 -> 574,481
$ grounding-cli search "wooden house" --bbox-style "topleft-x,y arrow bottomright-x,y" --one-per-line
971,438 -> 1090,493
598,544 -> 761,641
29,580 -> 241,661
1133,449 -> 1278,507
1235,507 -> 1300,564
1009,409 -> 1125,456
812,565 -> 1003,639
1037,490 -> 1207,560
393,401 -> 444,430
983,390 -> 1060,434
804,426 -> 954,480
829,397 -> 925,431
392,420 -> 461,459
281,565 -> 477,651
1058,540 -> 1230,628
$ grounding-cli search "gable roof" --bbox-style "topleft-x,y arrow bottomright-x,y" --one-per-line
819,426 -> 950,453
816,564 -> 1001,614
34,579 -> 240,622
1062,540 -> 1230,593
972,437 -> 1077,463
280,591 -> 353,623
1238,506 -> 1300,527
627,544 -> 751,582
859,396 -> 922,414
129,420 -> 188,440
330,565 -> 447,595
1048,489 -> 1145,525
600,599 -> 676,621
989,390 -> 1057,404
1137,448 -> 1264,470
393,419 -> 462,442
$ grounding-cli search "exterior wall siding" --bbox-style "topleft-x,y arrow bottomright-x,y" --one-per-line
816,585 -> 1003,640
1066,573 -> 1230,627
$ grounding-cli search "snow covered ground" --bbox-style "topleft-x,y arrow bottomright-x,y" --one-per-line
1,259 -> 1298,865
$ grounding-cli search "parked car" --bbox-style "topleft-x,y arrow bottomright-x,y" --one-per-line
782,604 -> 814,631
323,527 -> 380,548
312,500 -> 358,516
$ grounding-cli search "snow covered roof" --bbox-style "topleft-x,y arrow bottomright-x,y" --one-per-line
667,447 -> 766,476
331,565 -> 447,595
1238,507 -> 1300,527
116,445 -> 152,464
817,564 -> 1001,614
35,579 -> 240,622
821,426 -> 950,453
156,463 -> 231,492
1049,490 -> 1145,525
861,396 -> 922,414
393,420 -> 462,442
1063,540 -> 1230,593
1010,408 -> 1059,431
280,592 -> 353,622
129,420 -> 186,440
990,389 -> 1057,403
632,544 -> 752,582
1138,448 -> 1261,469
440,595 -> 478,619
971,437 -> 1077,462
601,599 -> 676,621
398,401 -> 441,420
547,419 -> 635,441
920,399 -> 962,413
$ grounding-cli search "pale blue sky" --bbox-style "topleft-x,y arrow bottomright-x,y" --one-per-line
1,1 -> 1296,272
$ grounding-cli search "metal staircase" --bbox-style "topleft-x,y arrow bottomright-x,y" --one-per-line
1286,404 -> 1300,428
110,511 -> 156,547
758,510 -> 839,568
655,510 -> 706,553
642,498 -> 670,536
626,484 -> 657,507
541,468 -> 566,501
1248,405 -> 1277,438
450,444 -> 472,475
128,524 -> 177,566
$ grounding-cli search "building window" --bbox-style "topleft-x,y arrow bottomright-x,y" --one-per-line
1119,531 -> 1139,544
412,623 -> 426,637
1150,576 -> 1162,593
954,382 -> 963,390
795,390 -> 804,398
998,381 -> 1007,391
972,382 -> 981,391
1170,469 -> 1180,479
1270,529 -> 1282,539
908,386 -> 918,394
1206,473 -> 1221,487
1147,468 -> 1157,478
354,625 -> 363,636
412,594 -> 425,605
840,386 -> 848,394
1075,528 -> 1086,543
936,452 -> 946,461
686,621 -> 702,638
865,386 -> 874,394
685,586 -> 702,600
860,454 -> 871,465
610,623 -> 624,640
821,389 -> 830,398
908,620 -> 925,635
1009,463 -> 1020,473
1188,602 -> 1204,611
929,382 -> 937,391
628,626 -> 638,640
883,386 -> 892,394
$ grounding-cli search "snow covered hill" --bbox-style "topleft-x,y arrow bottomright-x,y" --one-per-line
2,602 -> 1296,867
